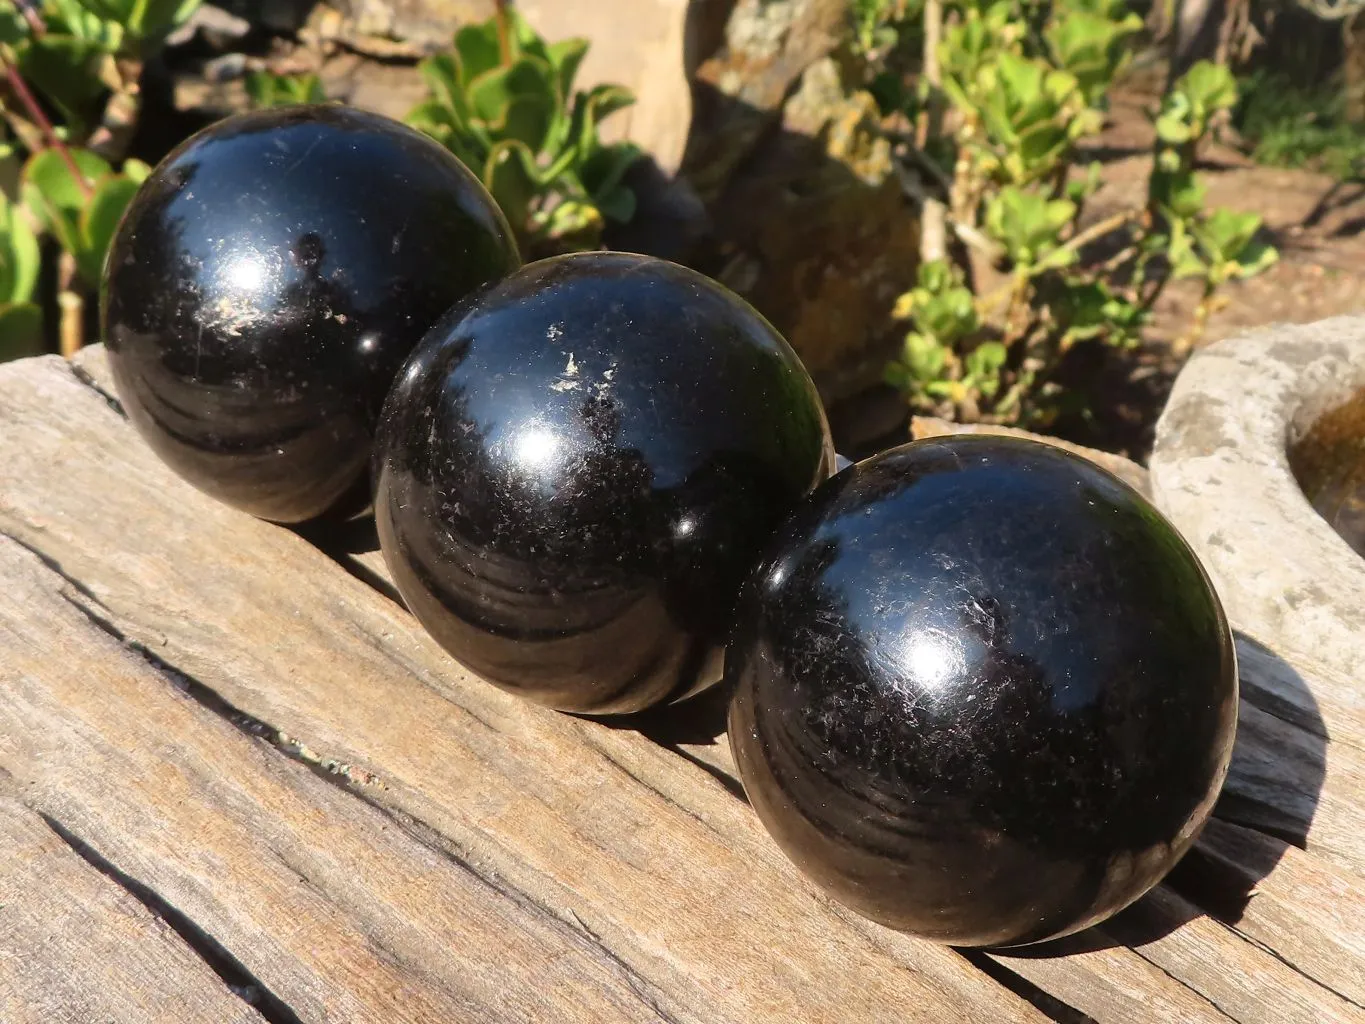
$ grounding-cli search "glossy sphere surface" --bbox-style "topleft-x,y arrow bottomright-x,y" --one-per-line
104,104 -> 520,522
374,252 -> 835,714
728,436 -> 1238,947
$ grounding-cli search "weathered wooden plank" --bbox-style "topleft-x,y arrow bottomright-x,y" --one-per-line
56,346 -> 1338,1022
1173,818 -> 1365,1008
53,349 -> 1365,1021
0,357 -> 1046,1022
0,538 -> 694,1024
1102,886 -> 1362,1024
589,409 -> 1365,1018
0,795 -> 268,1024
625,695 -> 1365,1021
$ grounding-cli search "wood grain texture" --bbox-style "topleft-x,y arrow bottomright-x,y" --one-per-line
0,537 -> 687,1024
1174,818 -> 1365,1007
3,347 -> 1358,1022
74,349 -> 1365,1021
0,796 -> 268,1024
0,354 -> 1045,1023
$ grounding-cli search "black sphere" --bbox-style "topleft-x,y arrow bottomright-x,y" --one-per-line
103,104 -> 520,523
373,251 -> 835,714
728,435 -> 1237,947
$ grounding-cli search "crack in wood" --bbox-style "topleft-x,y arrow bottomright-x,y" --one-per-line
655,742 -> 749,804
0,528 -> 105,606
67,360 -> 126,418
35,812 -> 303,1024
566,909 -> 690,1024
1225,925 -> 1365,1011
1120,946 -> 1240,1023
49,565 -> 693,1024
958,950 -> 1097,1024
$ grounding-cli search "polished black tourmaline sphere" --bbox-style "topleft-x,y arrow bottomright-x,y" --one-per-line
103,104 -> 520,523
728,435 -> 1238,947
374,252 -> 835,714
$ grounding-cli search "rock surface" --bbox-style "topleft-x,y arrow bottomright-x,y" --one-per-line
1149,316 -> 1365,727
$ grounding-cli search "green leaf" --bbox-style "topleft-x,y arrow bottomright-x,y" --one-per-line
580,83 -> 635,126
16,35 -> 112,132
1154,111 -> 1192,145
902,332 -> 949,384
127,0 -> 202,44
1150,167 -> 1206,219
22,147 -> 112,255
467,56 -> 556,126
507,8 -> 549,64
78,171 -> 139,285
417,53 -> 468,121
491,93 -> 557,154
0,302 -> 43,362
579,141 -> 642,205
482,139 -> 539,233
66,0 -> 136,29
1178,60 -> 1238,114
122,157 -> 151,184
964,341 -> 1006,397
985,187 -> 1076,265
44,0 -> 123,46
1193,207 -> 1263,262
0,2 -> 28,43
542,198 -> 603,249
594,185 -> 635,224
546,37 -> 588,101
0,195 -> 41,305
245,71 -> 326,108
452,21 -> 503,87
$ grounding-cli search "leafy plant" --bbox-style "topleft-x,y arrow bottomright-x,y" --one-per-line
246,71 -> 327,109
0,0 -> 182,360
1,0 -> 203,156
879,0 -> 1278,428
406,7 -> 642,257
0,189 -> 42,361
22,146 -> 148,287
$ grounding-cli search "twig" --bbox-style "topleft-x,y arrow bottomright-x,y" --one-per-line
1056,210 -> 1136,258
919,0 -> 946,264
57,252 -> 83,358
0,53 -> 93,199
13,0 -> 44,36
892,159 -> 1005,264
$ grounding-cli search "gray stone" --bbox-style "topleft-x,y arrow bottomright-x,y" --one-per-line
1149,317 -> 1365,739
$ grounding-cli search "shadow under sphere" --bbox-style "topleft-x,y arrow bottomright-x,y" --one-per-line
373,252 -> 834,716
728,435 -> 1239,948
103,104 -> 520,524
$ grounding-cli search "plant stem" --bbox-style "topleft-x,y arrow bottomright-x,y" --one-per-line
13,0 -> 45,36
1050,210 -> 1136,265
0,53 -> 93,199
494,0 -> 512,64
57,252 -> 83,358
919,0 -> 946,264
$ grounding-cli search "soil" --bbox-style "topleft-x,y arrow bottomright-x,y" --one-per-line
1063,86 -> 1365,461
